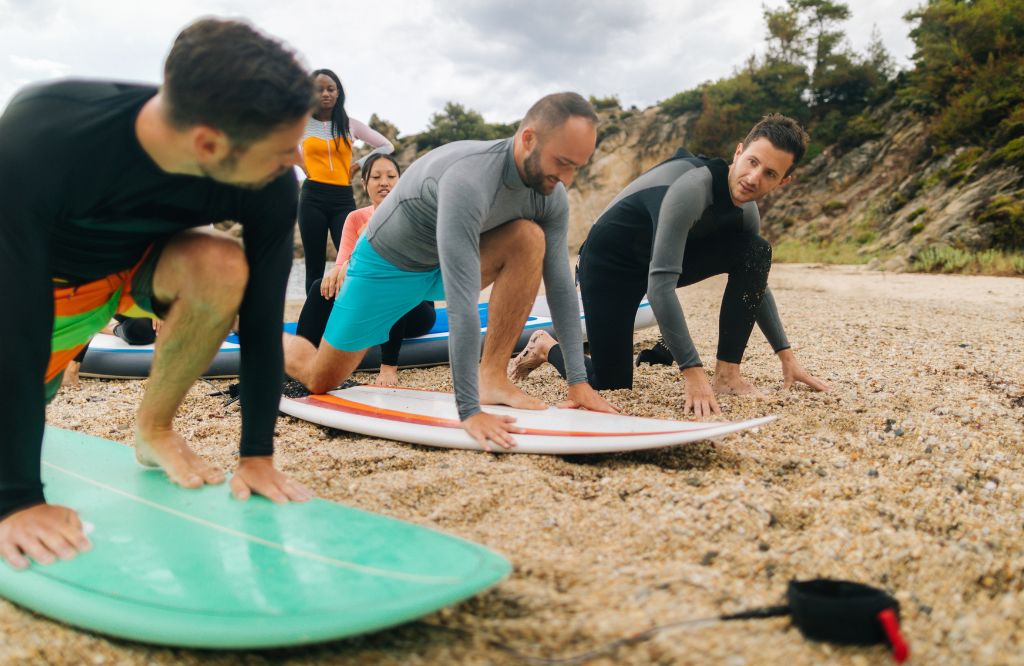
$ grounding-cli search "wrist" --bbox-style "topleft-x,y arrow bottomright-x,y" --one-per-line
681,366 -> 705,379
238,455 -> 273,466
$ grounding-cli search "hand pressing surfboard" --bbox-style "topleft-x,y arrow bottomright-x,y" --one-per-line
0,427 -> 510,648
280,385 -> 776,455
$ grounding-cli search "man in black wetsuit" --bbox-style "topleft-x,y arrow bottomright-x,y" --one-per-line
0,19 -> 316,569
509,114 -> 829,416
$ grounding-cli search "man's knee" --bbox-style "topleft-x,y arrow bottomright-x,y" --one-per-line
509,218 -> 545,249
171,233 -> 250,299
737,234 -> 772,273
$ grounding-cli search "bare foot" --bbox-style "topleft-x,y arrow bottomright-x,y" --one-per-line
134,425 -> 225,488
480,378 -> 547,410
712,373 -> 766,397
61,361 -> 81,388
375,365 -> 399,387
507,330 -> 556,381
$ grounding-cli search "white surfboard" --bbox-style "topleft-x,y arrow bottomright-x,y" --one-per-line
280,385 -> 775,455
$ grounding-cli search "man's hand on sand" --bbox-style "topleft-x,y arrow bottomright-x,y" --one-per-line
229,457 -> 314,504
0,504 -> 91,570
462,412 -> 524,452
778,349 -> 831,392
558,383 -> 619,413
682,366 -> 721,418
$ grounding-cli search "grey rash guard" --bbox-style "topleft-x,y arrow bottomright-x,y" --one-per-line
594,152 -> 790,369
365,137 -> 588,419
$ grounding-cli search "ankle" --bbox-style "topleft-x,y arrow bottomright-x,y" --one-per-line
714,360 -> 743,380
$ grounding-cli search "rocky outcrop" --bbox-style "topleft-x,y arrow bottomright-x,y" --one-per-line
565,107 -> 693,252
759,102 -> 1024,270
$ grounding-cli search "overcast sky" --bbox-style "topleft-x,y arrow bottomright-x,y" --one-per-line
1,0 -> 924,135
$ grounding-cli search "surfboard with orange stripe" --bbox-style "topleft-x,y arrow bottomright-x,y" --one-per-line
280,385 -> 776,455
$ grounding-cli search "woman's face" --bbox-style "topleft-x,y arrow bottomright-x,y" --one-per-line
313,74 -> 339,113
365,159 -> 400,206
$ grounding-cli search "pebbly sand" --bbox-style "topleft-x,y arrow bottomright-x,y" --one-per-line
2,264 -> 1023,665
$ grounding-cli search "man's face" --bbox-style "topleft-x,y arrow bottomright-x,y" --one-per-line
520,116 -> 597,196
727,137 -> 795,205
200,116 -> 305,189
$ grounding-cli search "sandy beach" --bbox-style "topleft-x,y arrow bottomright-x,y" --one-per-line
3,264 -> 1022,665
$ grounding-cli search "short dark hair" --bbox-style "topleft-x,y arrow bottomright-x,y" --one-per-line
520,92 -> 599,136
163,18 -> 314,147
742,113 -> 809,176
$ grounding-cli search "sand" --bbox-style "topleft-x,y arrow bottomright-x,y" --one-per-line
2,264 -> 1022,665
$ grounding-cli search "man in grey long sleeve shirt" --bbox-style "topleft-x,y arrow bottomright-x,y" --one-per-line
284,92 -> 616,449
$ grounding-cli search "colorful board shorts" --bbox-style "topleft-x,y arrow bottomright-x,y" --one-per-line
46,245 -> 162,400
323,236 -> 446,351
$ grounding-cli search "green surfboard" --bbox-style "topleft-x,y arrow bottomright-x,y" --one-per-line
0,428 -> 510,648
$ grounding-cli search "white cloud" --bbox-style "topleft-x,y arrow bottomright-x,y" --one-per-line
1,0 -> 923,135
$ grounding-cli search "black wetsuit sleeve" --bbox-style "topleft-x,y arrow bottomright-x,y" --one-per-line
647,169 -> 713,369
742,205 -> 790,352
0,94 -> 61,518
235,174 -> 298,457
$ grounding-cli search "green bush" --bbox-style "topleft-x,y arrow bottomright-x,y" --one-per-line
945,146 -> 984,184
416,102 -> 516,151
854,230 -> 877,244
978,194 -> 1024,250
588,95 -> 621,111
836,114 -> 884,151
823,200 -> 847,215
907,207 -> 928,222
990,136 -> 1024,168
883,191 -> 908,214
909,222 -> 926,236
596,123 -> 622,147
911,245 -> 1024,275
912,246 -> 972,272
660,88 -> 705,118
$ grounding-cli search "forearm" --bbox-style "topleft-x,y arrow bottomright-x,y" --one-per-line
0,223 -> 53,518
647,273 -> 702,369
542,238 -> 587,385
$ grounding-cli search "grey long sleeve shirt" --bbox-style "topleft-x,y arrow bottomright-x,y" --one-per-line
366,138 -> 588,419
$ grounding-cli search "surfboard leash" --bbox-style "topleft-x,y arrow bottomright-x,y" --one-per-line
421,578 -> 909,665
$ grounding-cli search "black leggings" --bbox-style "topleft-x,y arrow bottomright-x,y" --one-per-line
298,180 -> 356,294
549,228 -> 772,389
296,279 -> 436,366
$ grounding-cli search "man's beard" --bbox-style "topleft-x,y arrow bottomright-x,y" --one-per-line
522,149 -> 554,195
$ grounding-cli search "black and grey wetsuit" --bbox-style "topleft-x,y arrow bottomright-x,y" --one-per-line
553,149 -> 790,389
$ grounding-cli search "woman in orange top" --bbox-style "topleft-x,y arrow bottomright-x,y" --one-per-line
297,68 -> 393,294
294,154 -> 435,386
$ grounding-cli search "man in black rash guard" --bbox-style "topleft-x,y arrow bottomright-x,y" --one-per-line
0,19 -> 316,570
509,114 -> 829,416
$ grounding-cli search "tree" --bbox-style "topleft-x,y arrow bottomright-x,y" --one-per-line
415,102 -> 517,151
901,0 -> 1024,149
368,114 -> 400,144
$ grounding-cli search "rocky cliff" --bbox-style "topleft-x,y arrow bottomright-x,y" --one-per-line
759,102 -> 1024,270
